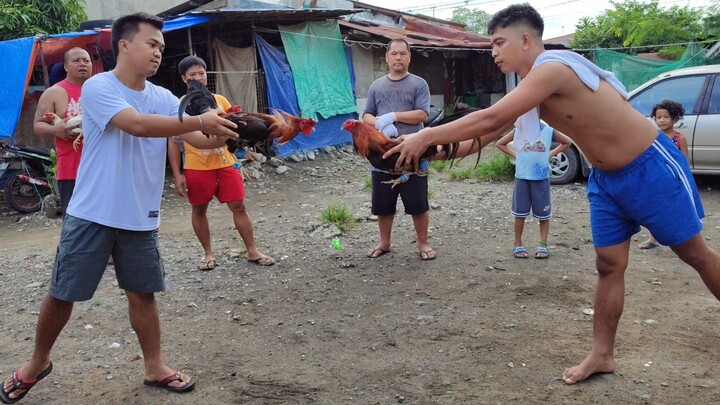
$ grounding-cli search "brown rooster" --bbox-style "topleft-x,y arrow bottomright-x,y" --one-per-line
341,119 -> 460,188
179,80 -> 316,154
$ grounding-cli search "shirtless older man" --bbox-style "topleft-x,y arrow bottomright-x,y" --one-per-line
385,3 -> 720,385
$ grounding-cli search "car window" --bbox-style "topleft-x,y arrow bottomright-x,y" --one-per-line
629,75 -> 706,116
707,76 -> 720,114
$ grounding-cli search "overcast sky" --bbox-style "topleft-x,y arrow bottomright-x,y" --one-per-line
358,0 -> 708,40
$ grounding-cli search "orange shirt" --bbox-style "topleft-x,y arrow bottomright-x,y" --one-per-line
183,94 -> 236,170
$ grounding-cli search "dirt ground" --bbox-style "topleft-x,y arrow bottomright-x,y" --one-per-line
0,148 -> 719,405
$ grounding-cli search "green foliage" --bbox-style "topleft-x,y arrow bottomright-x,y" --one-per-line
450,7 -> 491,35
363,176 -> 371,190
0,0 -> 87,41
569,0 -> 705,53
473,153 -> 514,182
427,188 -> 435,199
47,148 -> 58,196
429,160 -> 449,172
320,203 -> 356,232
448,166 -> 474,181
447,154 -> 514,182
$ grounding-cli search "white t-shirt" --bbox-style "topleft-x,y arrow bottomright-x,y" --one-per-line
67,72 -> 180,231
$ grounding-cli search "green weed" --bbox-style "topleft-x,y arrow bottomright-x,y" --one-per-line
320,203 -> 357,232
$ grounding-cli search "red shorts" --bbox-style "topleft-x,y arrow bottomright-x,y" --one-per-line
184,166 -> 245,205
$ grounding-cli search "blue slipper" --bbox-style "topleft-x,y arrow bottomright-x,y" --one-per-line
512,246 -> 528,258
535,246 -> 550,259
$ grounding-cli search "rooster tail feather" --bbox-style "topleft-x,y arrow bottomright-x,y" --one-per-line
473,138 -> 482,168
178,93 -> 196,121
272,110 -> 287,124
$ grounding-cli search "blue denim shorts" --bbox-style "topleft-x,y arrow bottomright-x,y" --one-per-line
49,215 -> 165,302
588,132 -> 704,247
511,178 -> 552,219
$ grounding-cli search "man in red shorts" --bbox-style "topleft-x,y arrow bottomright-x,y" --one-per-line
168,55 -> 274,270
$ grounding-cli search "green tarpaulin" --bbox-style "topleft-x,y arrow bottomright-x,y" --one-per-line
279,20 -> 356,119
593,42 -> 712,92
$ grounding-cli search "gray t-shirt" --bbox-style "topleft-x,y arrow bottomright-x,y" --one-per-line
363,73 -> 431,136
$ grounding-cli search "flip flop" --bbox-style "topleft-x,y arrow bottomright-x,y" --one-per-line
0,362 -> 53,404
512,246 -> 528,259
198,259 -> 216,271
535,246 -> 550,259
367,248 -> 391,258
247,256 -> 275,266
420,249 -> 436,261
143,371 -> 195,393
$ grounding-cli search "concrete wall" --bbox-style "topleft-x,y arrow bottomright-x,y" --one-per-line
84,0 -> 184,19
351,46 -> 444,116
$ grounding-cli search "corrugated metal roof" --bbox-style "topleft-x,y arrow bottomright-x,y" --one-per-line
340,19 -> 491,49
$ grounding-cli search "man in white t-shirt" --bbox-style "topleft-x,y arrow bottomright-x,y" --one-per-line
1,12 -> 238,403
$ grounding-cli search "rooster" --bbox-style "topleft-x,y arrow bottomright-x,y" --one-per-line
42,112 -> 83,151
178,79 -> 316,154
341,119 -> 461,188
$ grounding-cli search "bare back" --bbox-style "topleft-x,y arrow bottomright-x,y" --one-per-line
535,63 -> 658,171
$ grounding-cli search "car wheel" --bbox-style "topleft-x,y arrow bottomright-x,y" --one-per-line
549,146 -> 580,185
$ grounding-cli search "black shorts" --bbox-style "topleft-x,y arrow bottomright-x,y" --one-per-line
57,179 -> 76,216
371,171 -> 429,216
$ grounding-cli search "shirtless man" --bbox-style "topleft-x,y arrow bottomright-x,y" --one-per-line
33,47 -> 91,215
385,3 -> 720,384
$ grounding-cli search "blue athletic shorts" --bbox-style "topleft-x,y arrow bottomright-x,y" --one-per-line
49,215 -> 166,302
511,178 -> 552,219
588,132 -> 704,247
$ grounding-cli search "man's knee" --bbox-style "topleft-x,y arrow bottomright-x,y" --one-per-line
228,200 -> 247,214
191,204 -> 209,216
672,237 -> 715,270
125,291 -> 155,305
595,248 -> 629,277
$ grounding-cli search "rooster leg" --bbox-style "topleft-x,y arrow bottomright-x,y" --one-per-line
72,134 -> 83,152
381,173 -> 410,189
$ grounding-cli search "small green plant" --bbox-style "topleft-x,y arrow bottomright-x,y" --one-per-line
427,188 -> 435,198
363,176 -> 372,190
321,203 -> 356,232
47,148 -> 58,196
91,299 -> 102,307
448,166 -> 474,181
474,153 -> 514,181
429,160 -> 449,172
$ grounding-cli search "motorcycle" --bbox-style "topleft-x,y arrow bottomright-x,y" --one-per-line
0,142 -> 53,213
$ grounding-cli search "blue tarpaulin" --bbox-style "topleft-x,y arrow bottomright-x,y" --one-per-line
0,14 -> 211,140
254,33 -> 354,157
0,37 -> 36,139
163,15 -> 211,32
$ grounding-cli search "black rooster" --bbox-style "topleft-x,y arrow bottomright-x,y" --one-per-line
178,80 -> 316,154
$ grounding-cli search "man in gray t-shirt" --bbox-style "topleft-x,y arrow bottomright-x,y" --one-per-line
362,38 -> 436,261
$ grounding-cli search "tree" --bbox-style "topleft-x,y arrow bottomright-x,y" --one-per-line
569,0 -> 704,55
450,7 -> 491,35
0,0 -> 87,41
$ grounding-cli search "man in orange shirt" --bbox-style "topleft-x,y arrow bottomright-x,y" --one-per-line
168,55 -> 274,270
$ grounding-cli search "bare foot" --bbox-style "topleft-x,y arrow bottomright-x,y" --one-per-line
418,242 -> 436,260
563,354 -> 617,384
